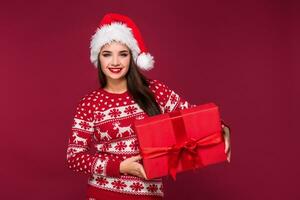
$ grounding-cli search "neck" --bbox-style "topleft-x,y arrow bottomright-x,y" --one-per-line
104,77 -> 127,93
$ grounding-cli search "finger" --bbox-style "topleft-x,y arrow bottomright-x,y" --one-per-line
223,127 -> 231,139
139,165 -> 148,180
227,149 -> 231,163
223,125 -> 230,133
222,126 -> 226,134
132,170 -> 140,178
135,169 -> 145,179
130,155 -> 142,162
225,141 -> 231,154
223,129 -> 230,154
224,138 -> 230,154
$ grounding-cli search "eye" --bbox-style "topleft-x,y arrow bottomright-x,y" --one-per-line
102,54 -> 110,57
120,53 -> 128,57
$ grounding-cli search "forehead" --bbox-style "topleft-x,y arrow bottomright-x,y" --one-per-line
101,40 -> 130,51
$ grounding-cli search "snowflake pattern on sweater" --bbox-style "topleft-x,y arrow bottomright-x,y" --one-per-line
66,79 -> 225,197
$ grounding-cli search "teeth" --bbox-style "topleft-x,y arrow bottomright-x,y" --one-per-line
109,68 -> 122,72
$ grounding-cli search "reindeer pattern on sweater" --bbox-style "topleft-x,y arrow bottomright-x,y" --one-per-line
66,79 -> 197,197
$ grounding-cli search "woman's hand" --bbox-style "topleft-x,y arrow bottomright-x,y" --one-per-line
119,155 -> 148,180
222,125 -> 231,163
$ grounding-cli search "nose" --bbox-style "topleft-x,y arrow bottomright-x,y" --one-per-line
111,55 -> 120,66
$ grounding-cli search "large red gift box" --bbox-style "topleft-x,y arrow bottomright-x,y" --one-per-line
133,102 -> 227,180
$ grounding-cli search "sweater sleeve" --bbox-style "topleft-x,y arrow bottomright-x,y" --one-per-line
149,79 -> 196,113
66,94 -> 122,177
149,79 -> 230,130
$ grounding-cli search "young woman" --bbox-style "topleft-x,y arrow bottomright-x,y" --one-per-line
66,13 -> 231,200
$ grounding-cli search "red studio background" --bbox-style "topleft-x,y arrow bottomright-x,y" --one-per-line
1,0 -> 299,199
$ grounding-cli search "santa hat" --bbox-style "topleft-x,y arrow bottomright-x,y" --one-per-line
90,13 -> 154,71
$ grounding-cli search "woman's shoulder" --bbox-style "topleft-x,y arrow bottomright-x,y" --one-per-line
76,88 -> 101,106
147,78 -> 170,90
72,89 -> 100,121
147,78 -> 173,99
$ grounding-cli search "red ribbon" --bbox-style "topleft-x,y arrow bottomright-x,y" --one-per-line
141,110 -> 223,180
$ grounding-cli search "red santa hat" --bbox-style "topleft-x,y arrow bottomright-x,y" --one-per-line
90,13 -> 154,71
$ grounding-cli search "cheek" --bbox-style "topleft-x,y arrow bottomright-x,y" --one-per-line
121,57 -> 131,68
99,59 -> 110,76
99,57 -> 110,67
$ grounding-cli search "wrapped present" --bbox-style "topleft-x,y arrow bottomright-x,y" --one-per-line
133,103 -> 227,180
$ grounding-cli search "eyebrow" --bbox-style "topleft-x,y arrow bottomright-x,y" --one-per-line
102,50 -> 129,53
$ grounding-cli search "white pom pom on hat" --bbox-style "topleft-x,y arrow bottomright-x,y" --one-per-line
90,13 -> 154,71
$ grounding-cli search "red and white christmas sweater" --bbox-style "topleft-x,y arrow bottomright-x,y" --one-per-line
66,79 -> 227,198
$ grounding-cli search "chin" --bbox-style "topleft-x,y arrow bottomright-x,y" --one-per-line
107,73 -> 127,80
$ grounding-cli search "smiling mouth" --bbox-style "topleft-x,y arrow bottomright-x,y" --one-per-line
108,67 -> 123,73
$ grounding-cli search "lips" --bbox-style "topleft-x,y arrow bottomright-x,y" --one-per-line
108,67 -> 123,73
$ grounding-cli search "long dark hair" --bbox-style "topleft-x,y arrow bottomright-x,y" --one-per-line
97,51 -> 162,116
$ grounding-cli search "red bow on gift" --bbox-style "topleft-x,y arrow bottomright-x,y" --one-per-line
141,132 -> 223,180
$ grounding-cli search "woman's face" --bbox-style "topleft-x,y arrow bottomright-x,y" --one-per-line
99,41 -> 131,81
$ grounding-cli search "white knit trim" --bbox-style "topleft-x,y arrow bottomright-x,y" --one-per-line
72,118 -> 94,133
90,22 -> 140,68
88,174 -> 164,196
164,91 -> 180,113
93,104 -> 144,124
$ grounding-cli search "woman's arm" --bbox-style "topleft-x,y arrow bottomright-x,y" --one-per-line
148,79 -> 196,113
150,79 -> 231,162
66,94 -> 122,177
